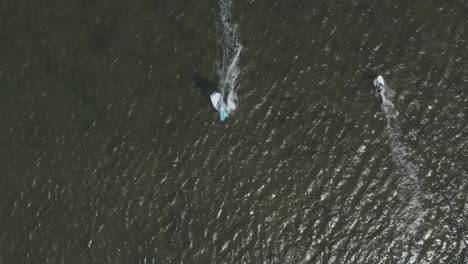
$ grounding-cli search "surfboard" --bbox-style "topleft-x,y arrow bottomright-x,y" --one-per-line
210,92 -> 228,122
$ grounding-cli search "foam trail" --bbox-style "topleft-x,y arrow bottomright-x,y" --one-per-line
218,0 -> 242,114
377,77 -> 425,244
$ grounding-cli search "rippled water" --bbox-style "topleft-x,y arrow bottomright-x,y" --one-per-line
1,0 -> 467,263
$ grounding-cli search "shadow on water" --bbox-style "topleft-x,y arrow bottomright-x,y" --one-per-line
192,72 -> 218,109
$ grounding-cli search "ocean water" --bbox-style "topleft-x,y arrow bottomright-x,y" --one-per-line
1,0 -> 467,263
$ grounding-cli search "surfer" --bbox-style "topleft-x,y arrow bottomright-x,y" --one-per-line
373,75 -> 386,94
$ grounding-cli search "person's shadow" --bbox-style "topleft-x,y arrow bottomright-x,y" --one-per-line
192,72 -> 218,108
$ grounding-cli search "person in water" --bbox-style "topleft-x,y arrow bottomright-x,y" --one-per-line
373,75 -> 386,93
375,83 -> 384,93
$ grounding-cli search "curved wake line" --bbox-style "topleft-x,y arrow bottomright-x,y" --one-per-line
218,0 -> 242,114
223,47 -> 242,113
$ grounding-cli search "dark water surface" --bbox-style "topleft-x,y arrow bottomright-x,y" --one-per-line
1,0 -> 468,263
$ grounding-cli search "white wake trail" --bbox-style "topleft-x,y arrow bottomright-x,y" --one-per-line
218,0 -> 242,114
378,82 -> 426,247
379,88 -> 417,186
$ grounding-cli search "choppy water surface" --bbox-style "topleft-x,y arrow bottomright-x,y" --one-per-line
1,1 -> 467,263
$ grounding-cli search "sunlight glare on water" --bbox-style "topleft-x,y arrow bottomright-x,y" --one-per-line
0,0 -> 467,263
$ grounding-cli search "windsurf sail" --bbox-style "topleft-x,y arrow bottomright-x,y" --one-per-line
210,92 -> 228,122
210,92 -> 222,110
